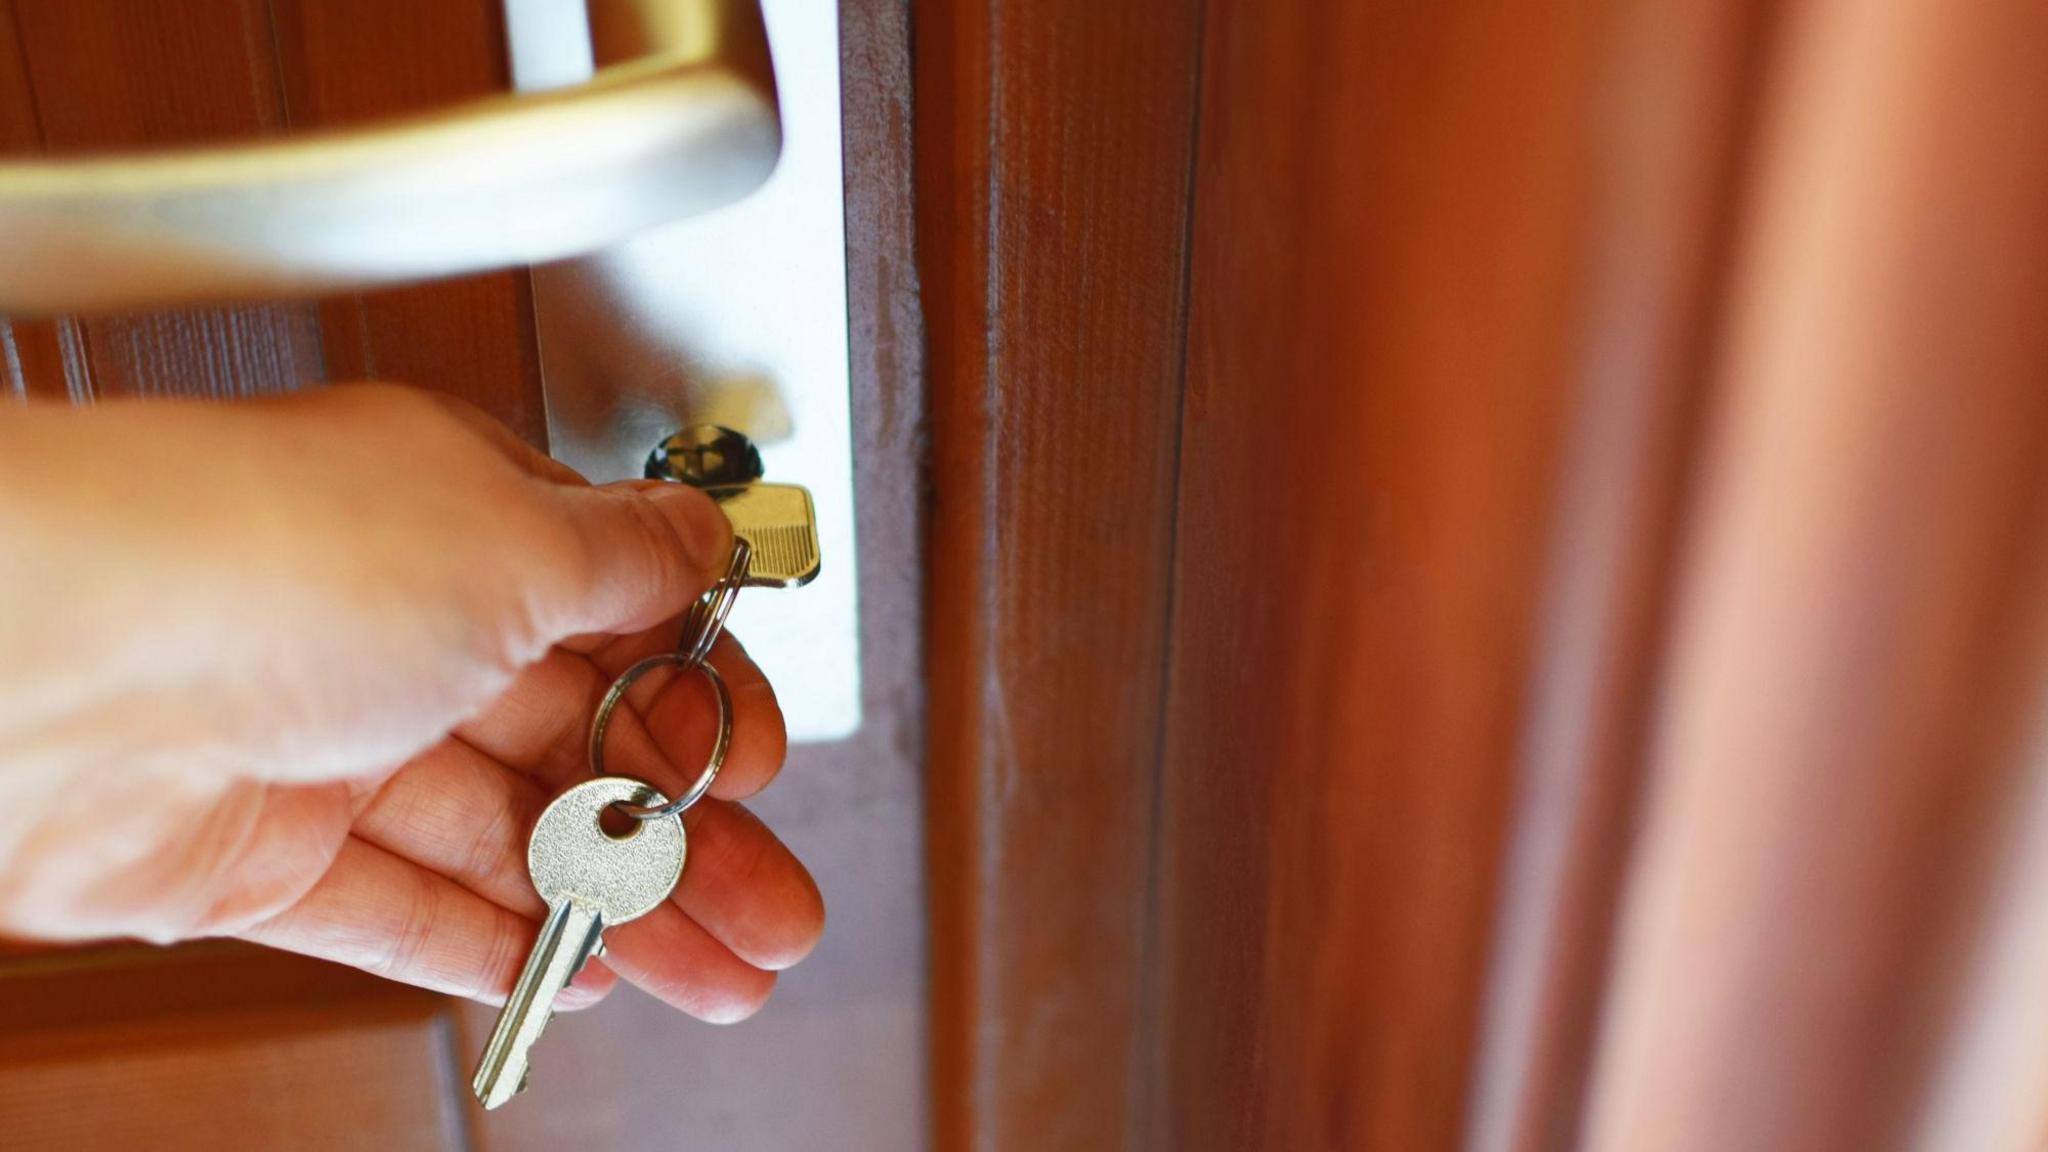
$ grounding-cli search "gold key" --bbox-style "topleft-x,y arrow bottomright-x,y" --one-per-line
646,426 -> 821,588
704,481 -> 820,588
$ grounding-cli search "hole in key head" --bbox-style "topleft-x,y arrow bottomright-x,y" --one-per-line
598,804 -> 640,841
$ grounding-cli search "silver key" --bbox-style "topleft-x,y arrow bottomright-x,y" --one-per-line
471,776 -> 686,1109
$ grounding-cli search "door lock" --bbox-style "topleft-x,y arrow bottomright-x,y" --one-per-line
648,426 -> 822,590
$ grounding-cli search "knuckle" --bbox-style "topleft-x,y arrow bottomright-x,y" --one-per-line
371,880 -> 441,983
561,491 -> 675,606
471,914 -> 525,1003
458,793 -> 521,891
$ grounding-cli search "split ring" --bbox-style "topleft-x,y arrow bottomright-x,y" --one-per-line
678,538 -> 751,667
586,654 -> 733,821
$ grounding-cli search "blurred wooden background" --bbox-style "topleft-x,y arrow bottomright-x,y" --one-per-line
921,0 -> 2048,1149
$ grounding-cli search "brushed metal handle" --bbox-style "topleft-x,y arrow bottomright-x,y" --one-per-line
0,0 -> 777,314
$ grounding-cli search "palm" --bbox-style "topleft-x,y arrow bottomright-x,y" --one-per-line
191,628 -> 819,1021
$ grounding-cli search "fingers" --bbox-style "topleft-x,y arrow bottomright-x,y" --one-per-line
454,632 -> 786,802
678,800 -> 825,970
353,740 -> 822,980
347,743 -> 806,1019
237,836 -> 616,1010
326,385 -> 780,797
351,741 -> 548,919
601,904 -> 778,1023
537,483 -> 735,642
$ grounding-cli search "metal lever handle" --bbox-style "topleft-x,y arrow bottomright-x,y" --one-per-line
0,0 -> 777,314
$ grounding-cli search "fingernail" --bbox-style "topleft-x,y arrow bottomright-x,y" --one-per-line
646,484 -> 733,573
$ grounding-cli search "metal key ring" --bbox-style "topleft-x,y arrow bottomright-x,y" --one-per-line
678,537 -> 751,666
587,654 -> 733,821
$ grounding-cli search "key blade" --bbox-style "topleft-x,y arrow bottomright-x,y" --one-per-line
472,898 -> 604,1110
469,777 -> 685,1109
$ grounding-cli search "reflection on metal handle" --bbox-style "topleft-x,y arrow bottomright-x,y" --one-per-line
0,0 -> 777,314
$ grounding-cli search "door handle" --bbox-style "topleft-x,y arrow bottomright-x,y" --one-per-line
0,0 -> 777,314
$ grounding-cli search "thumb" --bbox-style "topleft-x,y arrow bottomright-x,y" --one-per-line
537,482 -> 734,640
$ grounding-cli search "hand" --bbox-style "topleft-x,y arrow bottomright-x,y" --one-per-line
0,385 -> 821,1019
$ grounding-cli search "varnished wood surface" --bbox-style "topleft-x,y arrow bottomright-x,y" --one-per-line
0,2 -> 77,402
0,0 -> 546,437
2,1005 -> 467,1151
921,0 -> 2048,1148
0,0 -> 324,400
916,0 -> 1202,1147
1581,1 -> 2048,1146
1462,2 -> 1775,1146
270,0 -> 548,446
0,942 -> 467,1151
1155,3 -> 1595,1146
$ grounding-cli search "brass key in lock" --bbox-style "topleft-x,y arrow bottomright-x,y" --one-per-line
646,426 -> 821,588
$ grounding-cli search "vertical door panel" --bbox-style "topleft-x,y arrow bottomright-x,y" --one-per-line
915,0 -> 1202,1146
920,0 -> 2048,1148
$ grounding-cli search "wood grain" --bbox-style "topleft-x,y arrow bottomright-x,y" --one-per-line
270,0 -> 547,447
3,0 -> 325,399
0,1 -> 35,155
924,0 -> 2048,1147
0,0 -> 543,427
0,0 -> 75,402
916,0 -> 1203,1147
9,0 -> 286,150
1146,1 -> 2048,1147
0,942 -> 467,1151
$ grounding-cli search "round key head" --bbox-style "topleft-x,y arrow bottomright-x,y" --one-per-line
527,777 -> 687,926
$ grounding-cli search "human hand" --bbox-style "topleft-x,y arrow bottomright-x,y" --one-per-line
0,385 -> 821,1019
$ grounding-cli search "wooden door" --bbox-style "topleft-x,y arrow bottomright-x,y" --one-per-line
12,0 -> 2044,1147
0,2 -> 923,1148
920,0 -> 2048,1149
